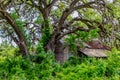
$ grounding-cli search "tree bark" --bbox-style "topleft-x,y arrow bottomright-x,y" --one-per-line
17,41 -> 28,56
44,33 -> 66,64
54,40 -> 66,64
0,10 -> 29,56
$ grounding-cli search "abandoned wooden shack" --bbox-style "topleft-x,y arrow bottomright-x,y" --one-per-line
78,39 -> 110,58
55,39 -> 110,64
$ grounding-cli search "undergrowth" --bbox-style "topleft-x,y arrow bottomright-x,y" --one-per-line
0,45 -> 120,80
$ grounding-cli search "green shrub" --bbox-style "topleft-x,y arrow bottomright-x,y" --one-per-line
0,45 -> 120,80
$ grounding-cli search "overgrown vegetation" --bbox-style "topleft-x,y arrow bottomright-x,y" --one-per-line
0,44 -> 120,80
0,0 -> 120,80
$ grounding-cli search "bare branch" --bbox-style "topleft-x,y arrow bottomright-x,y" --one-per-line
69,18 -> 99,25
70,0 -> 80,7
57,27 -> 94,40
41,0 -> 47,7
0,10 -> 26,43
58,0 -> 80,27
73,1 -> 95,10
47,0 -> 58,10
4,25 -> 19,45
58,1 -> 95,29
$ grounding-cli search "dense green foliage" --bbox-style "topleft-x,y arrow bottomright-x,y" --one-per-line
0,1 -> 120,80
0,45 -> 120,80
65,28 -> 99,53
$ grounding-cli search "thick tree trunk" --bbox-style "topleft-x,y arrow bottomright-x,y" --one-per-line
44,34 -> 56,52
54,40 -> 66,64
41,7 -> 68,63
45,34 -> 67,64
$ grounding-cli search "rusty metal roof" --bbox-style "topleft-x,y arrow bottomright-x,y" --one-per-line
80,48 -> 108,58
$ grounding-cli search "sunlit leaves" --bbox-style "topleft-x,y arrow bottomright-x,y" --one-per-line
65,28 -> 99,53
110,3 -> 120,18
65,34 -> 77,53
81,8 -> 102,22
89,28 -> 99,39
77,28 -> 99,42
26,0 -> 32,5
34,14 -> 43,24
10,12 -> 19,19
58,2 -> 66,10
